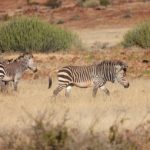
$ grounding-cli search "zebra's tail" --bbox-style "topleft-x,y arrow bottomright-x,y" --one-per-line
48,68 -> 59,89
48,76 -> 52,89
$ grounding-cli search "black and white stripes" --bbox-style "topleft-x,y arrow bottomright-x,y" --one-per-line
50,60 -> 129,97
0,64 -> 5,79
0,53 -> 37,91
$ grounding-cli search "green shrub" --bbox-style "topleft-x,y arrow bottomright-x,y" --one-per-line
76,0 -> 110,7
0,17 -> 80,52
123,21 -> 150,49
27,0 -> 62,8
46,0 -> 62,8
83,0 -> 100,8
76,0 -> 100,8
99,0 -> 110,6
76,0 -> 86,6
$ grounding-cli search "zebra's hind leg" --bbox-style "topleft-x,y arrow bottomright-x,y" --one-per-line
100,85 -> 110,96
65,86 -> 72,97
0,81 -> 6,93
53,85 -> 66,96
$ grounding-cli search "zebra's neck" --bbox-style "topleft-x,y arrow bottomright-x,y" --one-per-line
96,63 -> 116,82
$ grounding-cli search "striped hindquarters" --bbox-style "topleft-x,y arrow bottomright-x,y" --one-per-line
0,64 -> 6,79
57,66 -> 73,85
57,65 -> 95,87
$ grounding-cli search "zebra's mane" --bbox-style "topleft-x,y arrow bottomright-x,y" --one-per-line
99,60 -> 128,69
14,52 -> 33,62
113,60 -> 128,69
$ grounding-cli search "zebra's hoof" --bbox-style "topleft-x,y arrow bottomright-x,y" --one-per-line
92,94 -> 97,98
124,83 -> 129,88
105,90 -> 110,96
65,94 -> 70,98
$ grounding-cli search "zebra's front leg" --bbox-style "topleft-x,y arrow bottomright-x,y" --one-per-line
13,73 -> 21,91
100,85 -> 110,96
13,80 -> 18,91
92,85 -> 99,98
65,86 -> 72,97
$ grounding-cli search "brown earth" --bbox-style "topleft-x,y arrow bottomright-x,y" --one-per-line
0,0 -> 150,28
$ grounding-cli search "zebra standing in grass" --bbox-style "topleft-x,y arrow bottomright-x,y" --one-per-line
0,58 -> 14,92
0,53 -> 37,91
48,60 -> 129,97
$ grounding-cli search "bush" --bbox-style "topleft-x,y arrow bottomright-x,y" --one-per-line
123,21 -> 150,49
27,0 -> 62,8
46,0 -> 62,8
99,0 -> 110,6
0,17 -> 80,52
0,117 -> 150,150
76,0 -> 100,7
76,0 -> 111,7
83,0 -> 100,8
76,0 -> 86,6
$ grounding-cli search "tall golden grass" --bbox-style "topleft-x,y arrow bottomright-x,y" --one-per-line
0,78 -> 149,132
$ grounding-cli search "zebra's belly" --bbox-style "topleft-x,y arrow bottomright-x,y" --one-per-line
74,80 -> 93,88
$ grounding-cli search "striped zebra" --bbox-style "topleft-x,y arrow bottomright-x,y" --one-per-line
0,58 -> 14,92
48,60 -> 129,97
0,53 -> 37,91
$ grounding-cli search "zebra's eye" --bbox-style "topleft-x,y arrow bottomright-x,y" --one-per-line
123,68 -> 127,72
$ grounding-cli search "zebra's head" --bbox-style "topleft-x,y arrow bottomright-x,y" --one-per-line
115,61 -> 129,88
18,53 -> 37,73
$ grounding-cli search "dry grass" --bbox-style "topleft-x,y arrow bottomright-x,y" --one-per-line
75,27 -> 130,49
0,24 -> 149,148
0,52 -> 149,149
0,78 -> 149,133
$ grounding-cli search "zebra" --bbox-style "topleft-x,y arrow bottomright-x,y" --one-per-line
0,58 -> 14,92
0,53 -> 37,91
48,60 -> 129,97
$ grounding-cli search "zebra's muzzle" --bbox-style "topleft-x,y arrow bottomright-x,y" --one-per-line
28,66 -> 38,73
33,68 -> 38,73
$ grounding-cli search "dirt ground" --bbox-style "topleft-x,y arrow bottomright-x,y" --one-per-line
75,27 -> 130,48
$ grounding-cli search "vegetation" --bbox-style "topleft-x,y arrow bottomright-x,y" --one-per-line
0,17 -> 80,52
27,0 -> 62,8
123,21 -> 150,49
83,0 -> 100,8
45,0 -> 62,8
99,0 -> 110,6
76,0 -> 110,7
0,112 -> 150,150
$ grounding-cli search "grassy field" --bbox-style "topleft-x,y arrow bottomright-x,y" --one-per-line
0,26 -> 149,149
0,78 -> 149,133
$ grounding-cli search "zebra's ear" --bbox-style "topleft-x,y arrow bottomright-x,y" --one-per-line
116,63 -> 128,72
122,63 -> 128,69
121,63 -> 128,72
